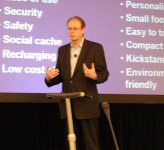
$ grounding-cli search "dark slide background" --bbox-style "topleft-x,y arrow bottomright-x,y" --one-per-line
0,0 -> 164,96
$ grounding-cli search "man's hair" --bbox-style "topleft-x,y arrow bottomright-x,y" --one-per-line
67,16 -> 86,29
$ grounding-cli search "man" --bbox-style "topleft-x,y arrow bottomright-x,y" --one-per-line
45,16 -> 109,150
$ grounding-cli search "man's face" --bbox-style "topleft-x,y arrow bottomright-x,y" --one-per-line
67,19 -> 86,42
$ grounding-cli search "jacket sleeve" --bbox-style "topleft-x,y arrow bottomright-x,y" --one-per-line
94,43 -> 109,84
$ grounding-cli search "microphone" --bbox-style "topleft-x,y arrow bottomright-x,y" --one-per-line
101,101 -> 110,118
79,92 -> 92,99
101,101 -> 120,150
74,54 -> 77,58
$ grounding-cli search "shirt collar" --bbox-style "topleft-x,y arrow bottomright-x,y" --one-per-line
71,38 -> 84,48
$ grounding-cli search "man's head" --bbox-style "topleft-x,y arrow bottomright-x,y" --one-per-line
67,16 -> 86,44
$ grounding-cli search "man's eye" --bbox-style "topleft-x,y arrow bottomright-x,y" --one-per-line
68,28 -> 80,31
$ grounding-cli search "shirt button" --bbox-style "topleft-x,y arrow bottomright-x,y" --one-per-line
70,80 -> 73,83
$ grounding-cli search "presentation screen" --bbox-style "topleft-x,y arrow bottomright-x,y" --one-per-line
0,0 -> 164,95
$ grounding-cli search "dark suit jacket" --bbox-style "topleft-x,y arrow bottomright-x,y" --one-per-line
45,39 -> 109,119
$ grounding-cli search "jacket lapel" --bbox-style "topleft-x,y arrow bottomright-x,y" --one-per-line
64,44 -> 71,79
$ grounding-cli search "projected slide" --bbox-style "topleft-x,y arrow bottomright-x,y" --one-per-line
0,0 -> 164,95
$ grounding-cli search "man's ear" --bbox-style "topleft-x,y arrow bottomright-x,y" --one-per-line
82,27 -> 86,35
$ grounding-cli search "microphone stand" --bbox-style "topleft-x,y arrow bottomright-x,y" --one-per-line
101,101 -> 120,150
47,92 -> 87,150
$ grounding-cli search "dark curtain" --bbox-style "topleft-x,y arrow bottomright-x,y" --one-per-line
0,103 -> 163,150
107,104 -> 164,150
